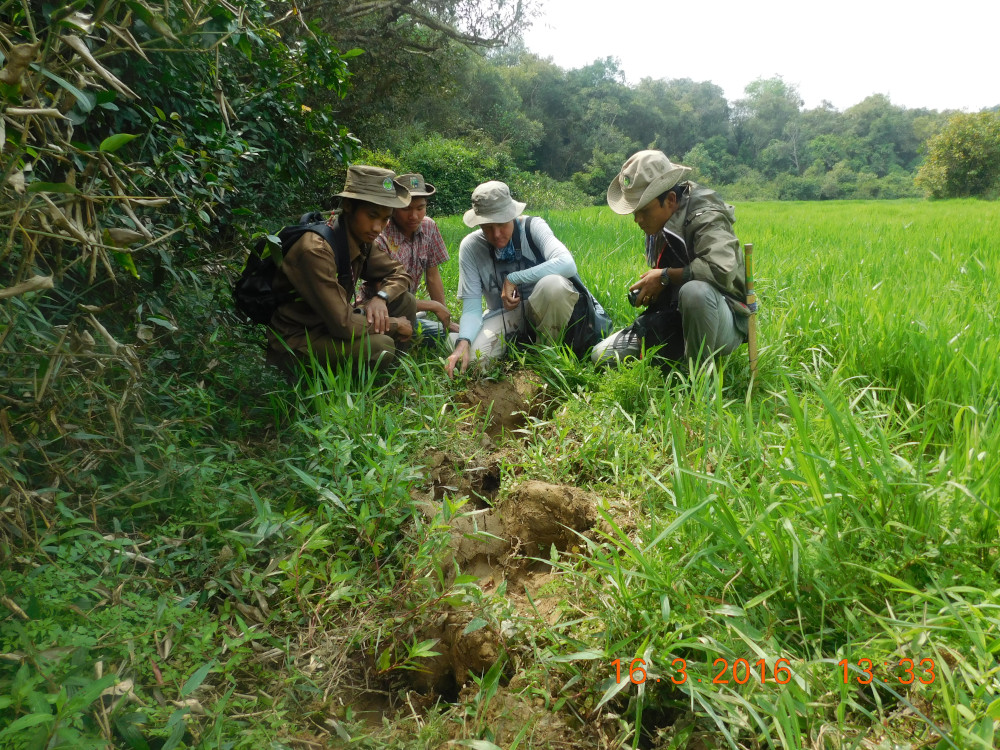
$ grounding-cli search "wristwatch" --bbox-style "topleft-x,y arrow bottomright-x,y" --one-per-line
376,290 -> 389,302
660,268 -> 671,287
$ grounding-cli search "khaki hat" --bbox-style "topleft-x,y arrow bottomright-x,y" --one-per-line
336,165 -> 411,208
607,150 -> 691,214
463,181 -> 526,227
397,173 -> 436,197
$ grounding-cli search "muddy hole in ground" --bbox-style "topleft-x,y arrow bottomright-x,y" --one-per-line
461,372 -> 546,438
408,610 -> 502,698
407,481 -> 601,698
444,480 -> 599,578
425,451 -> 502,508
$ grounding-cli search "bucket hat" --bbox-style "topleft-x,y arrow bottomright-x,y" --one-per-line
397,173 -> 436,197
336,165 -> 411,208
607,150 -> 691,214
462,181 -> 526,227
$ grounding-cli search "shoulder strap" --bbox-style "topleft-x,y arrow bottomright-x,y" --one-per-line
521,215 -> 594,300
523,216 -> 543,265
305,221 -> 355,300
511,216 -> 544,267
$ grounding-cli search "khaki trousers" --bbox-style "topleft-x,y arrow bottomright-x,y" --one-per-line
592,281 -> 743,365
451,275 -> 579,369
270,292 -> 417,372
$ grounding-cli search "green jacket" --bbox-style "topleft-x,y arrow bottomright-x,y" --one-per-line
651,181 -> 750,332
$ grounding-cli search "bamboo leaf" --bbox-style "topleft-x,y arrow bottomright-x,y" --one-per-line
180,660 -> 215,697
0,713 -> 55,736
65,674 -> 117,714
31,64 -> 96,112
462,617 -> 489,636
594,673 -> 631,710
26,181 -> 81,194
100,133 -> 139,153
544,649 -> 604,663
987,697 -> 1000,720
114,251 -> 140,279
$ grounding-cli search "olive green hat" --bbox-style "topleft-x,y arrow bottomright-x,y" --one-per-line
336,165 -> 411,208
397,173 -> 436,197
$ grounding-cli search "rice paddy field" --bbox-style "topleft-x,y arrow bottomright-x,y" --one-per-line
3,198 -> 998,749
426,198 -> 1000,748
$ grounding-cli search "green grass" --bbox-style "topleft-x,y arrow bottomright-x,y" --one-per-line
2,199 -> 998,749
437,199 -> 1000,747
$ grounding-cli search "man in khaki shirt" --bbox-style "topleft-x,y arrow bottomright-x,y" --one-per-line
268,166 -> 417,370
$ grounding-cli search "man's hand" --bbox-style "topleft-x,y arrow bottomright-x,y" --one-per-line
629,270 -> 667,307
501,278 -> 520,311
429,300 -> 452,331
445,338 -> 471,378
366,297 -> 390,334
393,317 -> 413,341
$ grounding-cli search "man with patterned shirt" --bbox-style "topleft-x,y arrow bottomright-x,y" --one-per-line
364,173 -> 458,338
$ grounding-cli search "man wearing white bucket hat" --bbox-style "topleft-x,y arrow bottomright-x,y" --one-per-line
593,150 -> 750,366
445,181 -> 609,377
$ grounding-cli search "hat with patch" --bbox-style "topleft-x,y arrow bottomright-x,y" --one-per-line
607,150 -> 691,214
336,165 -> 411,208
462,181 -> 526,227
397,173 -> 436,197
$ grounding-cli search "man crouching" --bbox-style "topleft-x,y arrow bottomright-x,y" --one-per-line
593,150 -> 749,367
268,165 -> 417,371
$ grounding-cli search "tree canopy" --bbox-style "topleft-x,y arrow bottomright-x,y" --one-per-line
916,111 -> 1000,198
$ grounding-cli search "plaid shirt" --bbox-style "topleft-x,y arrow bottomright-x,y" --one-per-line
365,217 -> 449,299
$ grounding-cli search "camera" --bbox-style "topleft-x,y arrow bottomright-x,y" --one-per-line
627,288 -> 641,307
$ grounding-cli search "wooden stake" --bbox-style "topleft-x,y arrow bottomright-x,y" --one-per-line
744,243 -> 758,379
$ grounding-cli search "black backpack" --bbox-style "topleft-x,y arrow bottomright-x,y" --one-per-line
233,212 -> 353,325
516,216 -> 613,358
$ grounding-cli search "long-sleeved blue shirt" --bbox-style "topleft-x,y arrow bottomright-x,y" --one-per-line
456,216 -> 577,342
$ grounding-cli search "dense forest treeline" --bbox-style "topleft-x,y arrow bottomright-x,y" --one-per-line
334,40 -> 1000,207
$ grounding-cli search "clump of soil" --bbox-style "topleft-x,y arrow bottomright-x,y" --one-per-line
407,481 -> 599,697
408,611 -> 501,697
442,480 -> 599,580
501,480 -> 598,557
461,372 -> 546,437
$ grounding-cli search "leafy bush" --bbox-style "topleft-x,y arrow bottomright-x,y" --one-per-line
723,168 -> 780,201
509,170 -> 594,211
395,135 -> 518,216
916,110 -> 1000,198
570,147 -> 628,199
0,0 -> 357,484
774,173 -> 822,200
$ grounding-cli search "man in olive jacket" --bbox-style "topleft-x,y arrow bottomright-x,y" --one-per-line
268,165 -> 417,370
593,150 -> 749,365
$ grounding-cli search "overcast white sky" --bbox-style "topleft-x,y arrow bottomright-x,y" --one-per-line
521,0 -> 998,112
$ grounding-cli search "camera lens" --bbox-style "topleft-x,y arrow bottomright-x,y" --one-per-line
627,288 -> 640,307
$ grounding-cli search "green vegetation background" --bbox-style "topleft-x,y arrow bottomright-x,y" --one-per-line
5,198 -> 999,748
2,1 -> 1000,747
